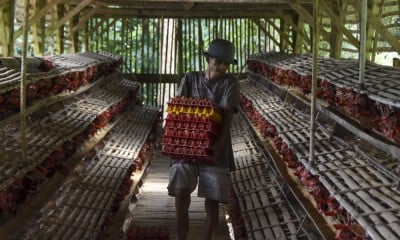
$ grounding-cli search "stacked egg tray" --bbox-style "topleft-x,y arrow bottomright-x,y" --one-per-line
16,105 -> 159,240
247,52 -> 400,145
0,75 -> 139,199
240,77 -> 400,240
230,113 -> 323,240
162,97 -> 221,163
0,52 -> 121,93
0,52 -> 122,121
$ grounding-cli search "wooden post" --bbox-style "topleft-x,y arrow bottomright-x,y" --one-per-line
326,1 -> 343,59
359,0 -> 367,91
394,58 -> 400,68
309,0 -> 319,165
32,0 -> 46,56
70,7 -> 79,53
0,0 -> 15,56
177,19 -> 183,75
83,18 -> 88,51
53,4 -> 64,55
21,0 -> 30,162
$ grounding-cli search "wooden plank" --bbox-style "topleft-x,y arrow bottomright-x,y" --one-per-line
126,154 -> 231,239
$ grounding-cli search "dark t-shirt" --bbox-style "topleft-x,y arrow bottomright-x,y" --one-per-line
175,71 -> 240,170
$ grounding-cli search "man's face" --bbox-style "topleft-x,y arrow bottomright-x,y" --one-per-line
208,57 -> 230,77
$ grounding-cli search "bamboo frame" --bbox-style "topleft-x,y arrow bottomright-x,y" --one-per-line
309,0 -> 319,164
20,0 -> 30,162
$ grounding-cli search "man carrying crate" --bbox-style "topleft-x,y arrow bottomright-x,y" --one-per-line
167,39 -> 240,240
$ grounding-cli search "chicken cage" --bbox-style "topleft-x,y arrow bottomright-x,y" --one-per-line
0,0 -> 400,239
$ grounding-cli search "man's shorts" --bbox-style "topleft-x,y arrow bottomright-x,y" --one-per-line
167,161 -> 232,203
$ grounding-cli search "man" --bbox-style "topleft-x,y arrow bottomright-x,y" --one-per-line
167,39 -> 240,240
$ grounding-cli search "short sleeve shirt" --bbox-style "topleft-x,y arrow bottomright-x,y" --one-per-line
175,71 -> 240,170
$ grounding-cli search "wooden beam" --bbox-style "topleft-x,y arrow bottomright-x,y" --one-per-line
327,1 -> 345,59
47,0 -> 93,34
366,0 -> 379,62
14,0 -> 63,41
281,14 -> 310,50
289,0 -> 312,24
289,0 -> 331,44
70,6 -> 98,35
0,0 -> 9,6
70,6 -> 79,53
252,19 -> 281,49
368,15 -> 400,53
319,0 -> 359,49
86,15 -> 110,37
91,18 -> 117,42
266,18 -> 294,51
0,0 -> 14,56
394,58 -> 400,67
95,0 -> 304,2
32,0 -> 46,56
82,18 -> 89,51
93,8 -> 283,18
350,0 -> 400,53
53,4 -> 64,55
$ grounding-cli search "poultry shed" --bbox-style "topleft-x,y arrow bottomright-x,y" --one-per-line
0,0 -> 399,239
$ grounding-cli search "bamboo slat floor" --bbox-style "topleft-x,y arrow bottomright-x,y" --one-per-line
125,152 -> 232,240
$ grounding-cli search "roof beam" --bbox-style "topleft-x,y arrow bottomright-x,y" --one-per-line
13,0 -> 63,41
349,0 -> 400,53
93,8 -> 283,18
320,0 -> 359,49
70,6 -> 98,34
289,0 -> 331,44
281,14 -> 310,46
95,0 -> 299,3
252,19 -> 281,48
86,15 -> 110,37
266,18 -> 294,51
47,0 -> 93,34
91,17 -> 117,42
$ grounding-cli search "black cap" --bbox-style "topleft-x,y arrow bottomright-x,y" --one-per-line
203,39 -> 237,65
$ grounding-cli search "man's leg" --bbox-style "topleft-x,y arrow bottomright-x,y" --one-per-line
175,188 -> 191,240
204,198 -> 219,240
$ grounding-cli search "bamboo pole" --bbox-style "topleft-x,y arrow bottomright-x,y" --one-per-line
309,0 -> 319,164
198,18 -> 202,70
177,19 -> 183,75
169,19 -> 175,75
20,0 -> 30,162
130,20 -> 134,72
135,18 -> 139,72
160,17 -> 167,111
359,0 -> 367,91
